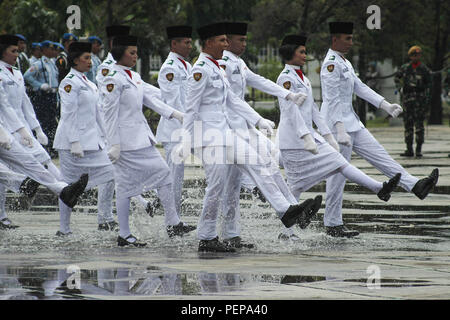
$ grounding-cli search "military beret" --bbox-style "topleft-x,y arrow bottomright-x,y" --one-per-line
106,25 -> 130,38
197,22 -> 227,40
63,33 -> 79,41
0,34 -> 21,46
31,42 -> 41,48
88,36 -> 103,44
281,34 -> 307,47
224,22 -> 248,35
166,25 -> 192,39
15,34 -> 27,42
408,45 -> 422,55
54,42 -> 65,51
329,22 -> 354,34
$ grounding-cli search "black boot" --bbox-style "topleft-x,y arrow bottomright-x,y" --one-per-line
0,218 -> 19,230
223,236 -> 255,249
400,144 -> 414,157
19,178 -> 40,199
59,174 -> 89,208
117,234 -> 147,247
377,173 -> 401,202
297,195 -> 322,229
251,187 -> 266,203
167,222 -> 196,237
281,198 -> 314,228
412,168 -> 439,200
415,143 -> 423,158
326,225 -> 359,238
198,237 -> 235,252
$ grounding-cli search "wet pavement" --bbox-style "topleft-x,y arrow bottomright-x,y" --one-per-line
0,125 -> 449,300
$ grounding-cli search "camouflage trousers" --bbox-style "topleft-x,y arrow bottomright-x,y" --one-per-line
402,92 -> 427,145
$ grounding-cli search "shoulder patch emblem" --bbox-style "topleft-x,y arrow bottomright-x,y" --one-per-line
64,84 -> 72,93
166,73 -> 174,81
220,65 -> 226,70
106,83 -> 114,92
102,69 -> 109,76
329,55 -> 335,60
283,81 -> 291,90
67,74 -> 74,79
223,56 -> 229,61
168,59 -> 174,65
198,61 -> 205,67
282,70 -> 290,74
327,64 -> 335,72
193,73 -> 202,81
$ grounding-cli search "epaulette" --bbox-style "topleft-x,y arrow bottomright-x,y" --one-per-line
107,70 -> 117,77
197,61 -> 206,67
222,56 -> 229,61
66,74 -> 75,79
167,59 -> 174,65
328,55 -> 335,61
282,70 -> 290,74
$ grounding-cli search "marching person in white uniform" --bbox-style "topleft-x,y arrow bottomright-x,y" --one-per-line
100,35 -> 196,247
96,25 -> 154,215
54,41 -> 118,236
218,22 -> 309,246
177,23 -> 321,253
156,25 -> 193,216
320,22 -> 439,237
277,34 -> 402,238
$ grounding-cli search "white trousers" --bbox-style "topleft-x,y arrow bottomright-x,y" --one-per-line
197,142 -> 293,241
325,128 -> 419,227
0,162 -> 25,192
163,142 -> 185,216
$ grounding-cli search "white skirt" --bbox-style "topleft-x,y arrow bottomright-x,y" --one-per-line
58,149 -> 114,190
281,142 -> 348,193
113,146 -> 172,198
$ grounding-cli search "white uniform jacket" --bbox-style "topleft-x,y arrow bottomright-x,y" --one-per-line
155,51 -> 191,143
277,64 -> 331,150
54,68 -> 107,151
218,50 -> 290,130
0,71 -> 26,133
183,52 -> 263,148
100,63 -> 177,151
320,48 -> 384,133
95,52 -> 116,87
0,61 -> 40,132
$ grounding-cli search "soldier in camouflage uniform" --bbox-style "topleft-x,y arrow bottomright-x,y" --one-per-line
395,45 -> 432,157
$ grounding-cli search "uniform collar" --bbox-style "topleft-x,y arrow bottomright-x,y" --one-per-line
0,60 -> 14,69
222,50 -> 239,61
115,63 -> 137,86
105,52 -> 116,63
199,52 -> 220,69
0,60 -> 20,82
329,48 -> 347,62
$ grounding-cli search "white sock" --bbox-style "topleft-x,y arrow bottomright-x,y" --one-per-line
340,164 -> 382,193
0,184 -> 7,221
97,180 -> 115,223
58,198 -> 72,233
116,196 -> 131,239
157,184 -> 181,226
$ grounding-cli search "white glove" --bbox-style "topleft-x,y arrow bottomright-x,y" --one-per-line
40,83 -> 50,92
107,144 -> 121,164
301,133 -> 318,154
17,127 -> 33,148
257,118 -> 275,135
379,100 -> 403,118
70,141 -> 84,158
286,92 -> 308,107
323,133 -> 340,152
335,122 -> 351,147
0,126 -> 12,150
34,127 -> 48,146
171,110 -> 184,123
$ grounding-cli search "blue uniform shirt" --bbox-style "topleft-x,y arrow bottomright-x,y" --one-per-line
24,56 -> 59,91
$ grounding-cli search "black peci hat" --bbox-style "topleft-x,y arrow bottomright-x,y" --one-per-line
166,25 -> 192,39
197,22 -> 227,40
112,35 -> 138,47
68,41 -> 92,53
225,22 -> 248,35
329,22 -> 353,34
0,34 -> 21,46
106,25 -> 130,38
281,35 -> 307,47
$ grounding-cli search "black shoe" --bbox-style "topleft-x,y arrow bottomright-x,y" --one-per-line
415,144 -> 423,158
198,237 -> 235,252
281,198 -> 314,228
278,233 -> 300,241
19,177 -> 40,199
297,195 -> 322,229
59,174 -> 89,208
377,173 -> 401,202
251,187 -> 266,203
55,230 -> 72,236
117,234 -> 147,247
400,147 -> 414,157
326,225 -> 359,238
412,168 -> 439,200
223,236 -> 255,249
167,222 -> 196,237
0,218 -> 19,230
98,221 -> 119,231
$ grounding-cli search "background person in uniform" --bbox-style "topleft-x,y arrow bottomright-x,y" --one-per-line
56,33 -> 78,83
54,41 -> 118,236
394,45 -> 432,157
156,25 -> 193,217
178,22 -> 321,252
320,22 -> 439,237
15,34 -> 29,75
100,35 -> 195,247
85,36 -> 103,85
218,22 -> 310,246
277,34 -> 402,238
24,40 -> 59,158
29,42 -> 42,65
